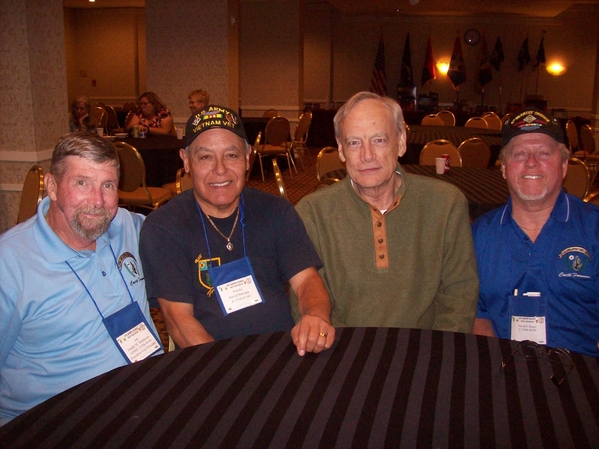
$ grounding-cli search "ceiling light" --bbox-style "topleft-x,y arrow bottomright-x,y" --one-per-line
436,62 -> 449,75
546,62 -> 567,76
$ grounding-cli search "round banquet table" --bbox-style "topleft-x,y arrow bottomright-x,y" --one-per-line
1,328 -> 598,448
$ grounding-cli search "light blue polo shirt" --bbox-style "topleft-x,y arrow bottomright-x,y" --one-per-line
473,191 -> 599,357
0,197 -> 161,425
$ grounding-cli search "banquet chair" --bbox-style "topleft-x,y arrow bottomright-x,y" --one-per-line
162,168 -> 193,196
436,110 -> 456,126
576,125 -> 597,157
92,106 -> 108,132
105,105 -> 121,134
272,159 -> 288,201
290,110 -> 312,165
123,110 -> 136,130
122,101 -> 137,110
584,191 -> 599,205
421,114 -> 445,126
565,120 -> 580,153
501,113 -> 512,125
465,117 -> 489,129
16,165 -> 44,224
262,109 -> 279,119
316,146 -> 345,181
114,142 -> 172,211
458,137 -> 491,168
258,117 -> 296,181
419,139 -> 462,167
246,131 -> 261,181
563,157 -> 590,199
482,112 -> 502,130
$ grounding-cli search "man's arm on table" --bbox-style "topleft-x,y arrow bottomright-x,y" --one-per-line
157,298 -> 214,348
289,267 -> 335,356
472,317 -> 496,337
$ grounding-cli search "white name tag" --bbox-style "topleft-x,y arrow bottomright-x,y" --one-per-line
216,274 -> 263,314
117,322 -> 162,362
511,315 -> 547,345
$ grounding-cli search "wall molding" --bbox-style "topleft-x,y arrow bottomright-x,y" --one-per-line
0,184 -> 24,192
0,149 -> 53,162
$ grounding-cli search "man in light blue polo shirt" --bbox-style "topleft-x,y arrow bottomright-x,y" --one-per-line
0,132 -> 162,426
472,108 -> 599,357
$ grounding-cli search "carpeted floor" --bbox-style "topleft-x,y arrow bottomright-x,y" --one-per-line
150,147 -> 324,350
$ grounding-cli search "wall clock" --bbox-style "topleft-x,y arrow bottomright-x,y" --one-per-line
464,29 -> 480,46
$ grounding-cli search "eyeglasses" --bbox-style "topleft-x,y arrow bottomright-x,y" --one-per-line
139,102 -> 151,107
501,340 -> 575,386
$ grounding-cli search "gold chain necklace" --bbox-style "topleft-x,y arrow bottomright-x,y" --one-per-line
204,207 -> 240,251
512,216 -> 543,232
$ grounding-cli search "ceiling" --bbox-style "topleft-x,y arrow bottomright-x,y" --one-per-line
63,0 -> 599,17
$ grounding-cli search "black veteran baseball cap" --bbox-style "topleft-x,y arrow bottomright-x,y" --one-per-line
502,107 -> 565,147
184,105 -> 248,148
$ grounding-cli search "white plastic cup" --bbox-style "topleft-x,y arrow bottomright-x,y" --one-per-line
96,128 -> 104,137
435,157 -> 445,174
176,128 -> 183,140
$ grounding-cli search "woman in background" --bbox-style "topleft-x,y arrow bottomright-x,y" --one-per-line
69,96 -> 97,132
126,92 -> 175,136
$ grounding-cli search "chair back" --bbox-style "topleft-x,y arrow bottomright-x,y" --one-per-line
316,146 -> 345,181
17,165 -> 44,224
579,124 -> 596,155
175,167 -> 193,194
123,110 -> 136,130
264,117 -> 290,146
263,109 -> 279,119
114,142 -> 147,192
501,113 -> 512,125
436,110 -> 456,126
421,114 -> 445,126
122,101 -> 137,110
584,191 -> 599,205
105,105 -> 120,133
419,140 -> 462,166
563,157 -> 590,199
272,159 -> 288,200
458,137 -> 491,168
482,112 -> 502,130
565,120 -> 579,153
246,131 -> 261,181
92,106 -> 107,131
465,117 -> 489,129
294,111 -> 312,142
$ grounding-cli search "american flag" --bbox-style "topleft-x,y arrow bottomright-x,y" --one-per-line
370,37 -> 387,96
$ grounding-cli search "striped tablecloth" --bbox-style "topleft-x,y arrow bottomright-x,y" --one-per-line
403,165 -> 509,220
1,328 -> 598,448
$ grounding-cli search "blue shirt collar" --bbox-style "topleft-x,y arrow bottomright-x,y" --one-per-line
499,189 -> 570,225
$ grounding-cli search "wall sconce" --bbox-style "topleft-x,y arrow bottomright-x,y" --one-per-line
436,62 -> 449,75
546,62 -> 567,76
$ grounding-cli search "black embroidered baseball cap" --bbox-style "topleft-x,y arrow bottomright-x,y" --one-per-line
502,107 -> 565,147
184,105 -> 248,148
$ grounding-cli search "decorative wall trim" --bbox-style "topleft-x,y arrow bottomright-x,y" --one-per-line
0,184 -> 24,192
0,149 -> 53,162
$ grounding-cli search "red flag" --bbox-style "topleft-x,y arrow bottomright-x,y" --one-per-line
420,35 -> 436,87
447,37 -> 467,89
477,34 -> 493,88
370,37 -> 387,96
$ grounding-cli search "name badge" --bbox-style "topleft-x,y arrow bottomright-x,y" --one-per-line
509,291 -> 547,345
103,302 -> 162,363
208,256 -> 266,316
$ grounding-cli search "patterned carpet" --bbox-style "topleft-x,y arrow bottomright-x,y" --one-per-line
150,147 -> 323,350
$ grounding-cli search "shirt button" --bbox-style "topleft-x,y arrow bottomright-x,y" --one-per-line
376,222 -> 382,227
379,254 -> 385,259
378,238 -> 383,243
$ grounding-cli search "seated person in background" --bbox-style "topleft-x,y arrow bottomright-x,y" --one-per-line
188,89 -> 210,114
472,108 -> 599,357
292,91 -> 479,332
140,105 -> 334,355
69,95 -> 97,132
0,132 -> 162,425
126,91 -> 175,136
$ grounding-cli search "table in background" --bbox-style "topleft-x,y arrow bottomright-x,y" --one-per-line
403,165 -> 509,220
1,328 -> 598,448
401,125 -> 503,166
119,135 -> 184,187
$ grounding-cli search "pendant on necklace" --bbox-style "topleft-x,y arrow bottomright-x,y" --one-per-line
226,241 -> 234,251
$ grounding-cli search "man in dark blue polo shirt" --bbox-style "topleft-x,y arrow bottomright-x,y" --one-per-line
472,107 -> 599,357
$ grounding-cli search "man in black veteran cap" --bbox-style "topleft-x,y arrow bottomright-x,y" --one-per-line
140,105 -> 334,355
472,107 -> 599,356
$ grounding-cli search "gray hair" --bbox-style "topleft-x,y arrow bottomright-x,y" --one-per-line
51,132 -> 119,182
334,91 -> 406,141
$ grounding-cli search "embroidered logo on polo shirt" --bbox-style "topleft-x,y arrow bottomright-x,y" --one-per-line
558,246 -> 591,279
196,254 -> 221,297
117,251 -> 144,286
